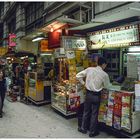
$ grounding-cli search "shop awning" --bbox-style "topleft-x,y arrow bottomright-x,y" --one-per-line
40,16 -> 84,33
4,51 -> 35,58
22,16 -> 84,41
68,22 -> 105,30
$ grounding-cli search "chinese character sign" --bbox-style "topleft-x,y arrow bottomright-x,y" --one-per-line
9,34 -> 16,47
88,24 -> 140,50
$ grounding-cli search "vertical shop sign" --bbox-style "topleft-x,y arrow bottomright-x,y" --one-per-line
9,33 -> 16,47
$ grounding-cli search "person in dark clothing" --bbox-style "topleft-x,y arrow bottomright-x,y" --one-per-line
0,69 -> 6,118
76,57 -> 111,137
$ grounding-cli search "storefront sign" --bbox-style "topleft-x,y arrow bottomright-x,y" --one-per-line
88,24 -> 140,49
40,39 -> 49,52
9,34 -> 16,47
48,31 -> 61,49
62,36 -> 86,50
54,48 -> 66,58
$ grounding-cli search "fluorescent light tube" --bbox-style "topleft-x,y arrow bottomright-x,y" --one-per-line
129,47 -> 140,52
40,53 -> 52,56
32,37 -> 44,42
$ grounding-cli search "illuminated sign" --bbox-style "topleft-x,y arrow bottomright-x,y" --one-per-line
40,39 -> 49,52
88,24 -> 140,50
9,34 -> 16,47
62,36 -> 86,50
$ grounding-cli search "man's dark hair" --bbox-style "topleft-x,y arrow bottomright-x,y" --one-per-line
98,57 -> 107,66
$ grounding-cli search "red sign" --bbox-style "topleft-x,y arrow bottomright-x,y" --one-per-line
48,31 -> 61,49
9,34 -> 16,47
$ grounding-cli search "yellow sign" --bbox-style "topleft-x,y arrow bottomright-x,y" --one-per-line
40,39 -> 49,52
0,47 -> 8,56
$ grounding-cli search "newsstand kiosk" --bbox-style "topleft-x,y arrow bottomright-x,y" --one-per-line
87,21 -> 140,138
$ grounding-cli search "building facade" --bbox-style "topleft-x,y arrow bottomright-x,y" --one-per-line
0,2 -> 139,52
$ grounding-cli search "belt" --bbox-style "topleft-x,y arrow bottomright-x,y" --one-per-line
86,89 -> 101,95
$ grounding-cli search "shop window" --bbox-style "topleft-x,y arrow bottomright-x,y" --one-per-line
112,63 -> 117,69
25,2 -> 44,26
112,53 -> 116,58
107,53 -> 111,58
0,3 -> 4,19
107,63 -> 111,69
113,75 -> 118,79
8,18 -> 16,33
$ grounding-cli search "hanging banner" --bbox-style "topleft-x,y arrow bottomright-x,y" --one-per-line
87,24 -> 140,50
9,33 -> 16,47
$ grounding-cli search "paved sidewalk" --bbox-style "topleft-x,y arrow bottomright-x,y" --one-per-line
0,99 -> 115,138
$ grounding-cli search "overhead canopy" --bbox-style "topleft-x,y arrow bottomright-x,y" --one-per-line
40,16 -> 84,32
68,3 -> 140,32
22,16 -> 84,41
4,51 -> 35,58
68,22 -> 105,30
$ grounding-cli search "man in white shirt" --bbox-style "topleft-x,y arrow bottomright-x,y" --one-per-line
76,57 -> 111,137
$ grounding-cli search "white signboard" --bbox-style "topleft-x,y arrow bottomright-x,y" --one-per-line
62,36 -> 86,50
88,25 -> 140,49
54,48 -> 66,58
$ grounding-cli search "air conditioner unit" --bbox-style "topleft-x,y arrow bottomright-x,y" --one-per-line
72,10 -> 87,22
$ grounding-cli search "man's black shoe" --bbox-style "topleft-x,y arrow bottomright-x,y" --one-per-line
78,128 -> 87,134
89,131 -> 100,137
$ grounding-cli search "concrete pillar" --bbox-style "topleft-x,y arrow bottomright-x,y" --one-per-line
3,3 -> 10,16
3,22 -> 8,47
15,4 -> 26,51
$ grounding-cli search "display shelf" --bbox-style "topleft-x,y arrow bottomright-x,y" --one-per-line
98,89 -> 140,136
51,104 -> 76,116
52,48 -> 84,116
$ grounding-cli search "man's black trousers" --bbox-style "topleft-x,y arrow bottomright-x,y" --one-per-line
81,90 -> 101,134
77,103 -> 84,128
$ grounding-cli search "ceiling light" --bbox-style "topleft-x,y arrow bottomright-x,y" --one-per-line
57,29 -> 62,33
50,27 -> 54,32
37,32 -> 43,35
129,7 -> 140,11
32,37 -> 44,42
40,53 -> 52,56
128,46 -> 140,52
